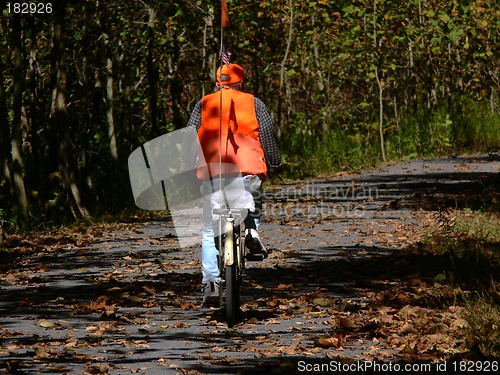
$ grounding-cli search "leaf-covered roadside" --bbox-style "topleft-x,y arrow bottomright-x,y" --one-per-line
238,227 -> 494,364
0,220 -> 203,374
1,156 -> 499,374
0,214 -> 496,373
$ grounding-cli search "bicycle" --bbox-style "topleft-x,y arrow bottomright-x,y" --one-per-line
213,206 -> 266,327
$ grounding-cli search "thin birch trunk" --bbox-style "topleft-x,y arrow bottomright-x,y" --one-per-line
105,46 -> 118,161
50,2 -> 90,219
278,0 -> 294,137
147,6 -> 158,136
202,6 -> 215,98
81,1 -> 94,190
0,47 -> 11,195
11,14 -> 29,229
373,0 -> 377,48
96,1 -> 118,160
375,67 -> 386,162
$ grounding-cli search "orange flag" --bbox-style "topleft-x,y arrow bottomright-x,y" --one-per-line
221,0 -> 229,27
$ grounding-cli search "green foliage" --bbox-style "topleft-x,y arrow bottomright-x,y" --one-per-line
464,293 -> 500,359
429,209 -> 500,359
436,210 -> 499,267
281,109 -> 381,178
0,206 -> 20,233
451,99 -> 500,153
277,0 -> 499,174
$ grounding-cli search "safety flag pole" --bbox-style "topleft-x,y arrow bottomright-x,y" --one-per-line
217,0 -> 230,253
219,0 -> 229,195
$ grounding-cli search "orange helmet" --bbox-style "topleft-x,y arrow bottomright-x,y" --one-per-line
216,64 -> 245,84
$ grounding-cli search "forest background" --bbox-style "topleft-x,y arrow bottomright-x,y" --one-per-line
0,0 -> 498,230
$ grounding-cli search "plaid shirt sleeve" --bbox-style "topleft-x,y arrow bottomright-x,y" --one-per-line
187,100 -> 202,131
183,100 -> 202,171
254,97 -> 282,170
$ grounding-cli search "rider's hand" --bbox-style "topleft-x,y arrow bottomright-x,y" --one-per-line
268,164 -> 283,174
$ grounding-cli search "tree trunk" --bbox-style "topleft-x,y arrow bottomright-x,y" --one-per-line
375,67 -> 386,162
95,1 -> 118,161
372,0 -> 377,48
104,36 -> 118,161
11,14 -> 30,229
147,6 -> 158,135
168,39 -> 183,130
278,0 -> 294,138
0,47 -> 11,192
202,5 -> 215,98
81,1 -> 91,172
26,13 -> 45,184
50,2 -> 90,220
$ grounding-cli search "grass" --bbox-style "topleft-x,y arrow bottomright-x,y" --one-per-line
464,293 -> 500,359
281,127 -> 381,178
428,209 -> 500,359
281,100 -> 500,178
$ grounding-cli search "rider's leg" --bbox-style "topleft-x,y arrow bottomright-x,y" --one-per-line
201,181 -> 221,285
242,175 -> 267,254
243,174 -> 262,221
200,186 -> 221,305
201,224 -> 219,284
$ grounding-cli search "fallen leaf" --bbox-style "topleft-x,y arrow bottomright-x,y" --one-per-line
276,283 -> 293,290
65,340 -> 78,348
313,297 -> 333,307
39,321 -> 57,329
85,364 -> 111,374
316,335 -> 342,349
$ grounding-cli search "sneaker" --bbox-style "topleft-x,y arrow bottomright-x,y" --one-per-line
202,279 -> 220,307
245,228 -> 267,255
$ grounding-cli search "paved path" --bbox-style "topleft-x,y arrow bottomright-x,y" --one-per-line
0,154 -> 498,374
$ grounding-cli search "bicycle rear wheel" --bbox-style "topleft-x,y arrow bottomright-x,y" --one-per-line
223,222 -> 240,327
225,263 -> 239,327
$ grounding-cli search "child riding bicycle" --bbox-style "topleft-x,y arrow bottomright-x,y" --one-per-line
186,63 -> 282,305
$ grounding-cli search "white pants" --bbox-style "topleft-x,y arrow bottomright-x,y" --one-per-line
200,175 -> 262,283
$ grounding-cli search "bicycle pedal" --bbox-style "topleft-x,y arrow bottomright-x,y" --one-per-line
245,252 -> 267,261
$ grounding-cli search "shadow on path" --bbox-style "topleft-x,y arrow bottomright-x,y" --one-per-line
0,155 -> 498,374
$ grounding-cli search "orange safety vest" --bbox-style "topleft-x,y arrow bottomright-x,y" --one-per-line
197,88 -> 267,181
